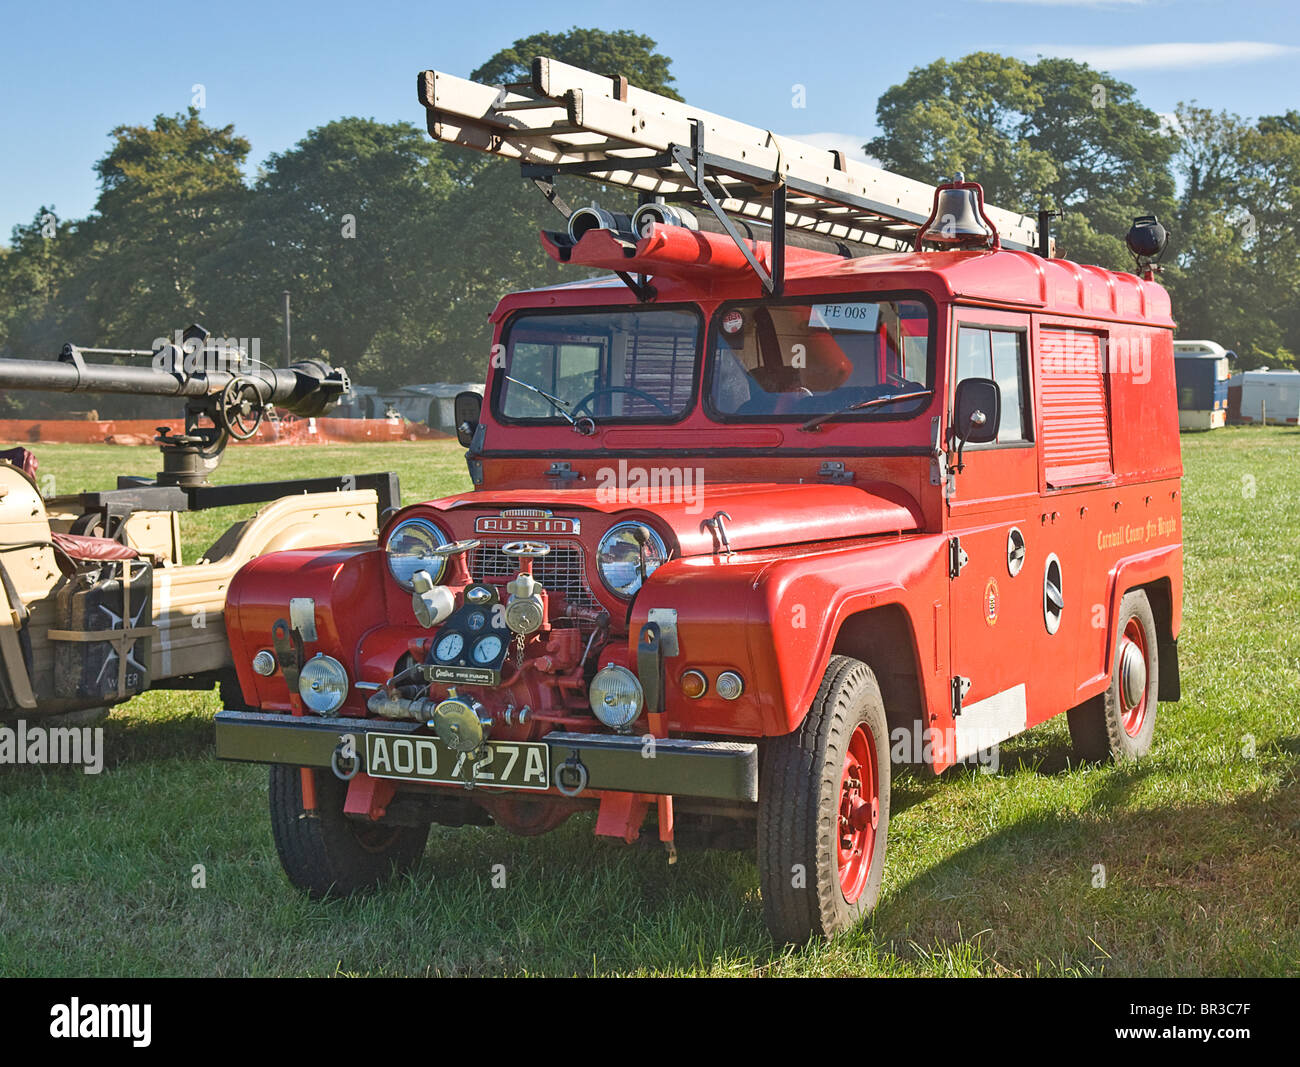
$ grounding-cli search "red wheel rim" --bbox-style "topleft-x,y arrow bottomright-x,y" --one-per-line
837,722 -> 879,904
1118,617 -> 1149,738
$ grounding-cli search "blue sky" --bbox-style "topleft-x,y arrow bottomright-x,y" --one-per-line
1,0 -> 1296,238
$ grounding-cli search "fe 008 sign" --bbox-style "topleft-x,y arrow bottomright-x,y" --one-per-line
365,732 -> 550,790
809,303 -> 880,331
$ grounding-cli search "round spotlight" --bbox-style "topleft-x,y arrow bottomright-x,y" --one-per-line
588,664 -> 644,731
298,654 -> 348,716
1125,215 -> 1168,261
252,650 -> 277,676
715,671 -> 745,701
680,669 -> 708,699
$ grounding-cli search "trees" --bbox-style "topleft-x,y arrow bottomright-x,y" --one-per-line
85,109 -> 251,348
866,52 -> 1300,366
1024,58 -> 1176,269
868,53 -> 1057,210
219,117 -> 455,386
422,28 -> 684,381
867,53 -> 1175,269
0,110 -> 250,416
1163,106 -> 1300,368
470,26 -> 681,99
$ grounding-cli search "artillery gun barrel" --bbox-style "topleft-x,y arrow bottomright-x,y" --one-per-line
0,353 -> 347,418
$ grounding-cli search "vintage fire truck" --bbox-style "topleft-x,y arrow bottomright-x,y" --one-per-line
214,59 -> 1182,943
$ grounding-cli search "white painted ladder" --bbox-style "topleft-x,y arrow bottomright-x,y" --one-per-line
417,57 -> 1042,276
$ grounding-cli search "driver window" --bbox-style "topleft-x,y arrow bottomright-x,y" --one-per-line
498,308 -> 700,422
954,326 -> 1031,444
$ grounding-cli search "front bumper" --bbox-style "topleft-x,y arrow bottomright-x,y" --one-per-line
215,710 -> 758,802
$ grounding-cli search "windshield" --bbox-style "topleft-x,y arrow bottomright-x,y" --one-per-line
708,297 -> 933,419
495,308 -> 701,423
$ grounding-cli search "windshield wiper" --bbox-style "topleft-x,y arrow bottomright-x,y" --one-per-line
505,375 -> 576,422
798,389 -> 933,433
504,375 -> 597,435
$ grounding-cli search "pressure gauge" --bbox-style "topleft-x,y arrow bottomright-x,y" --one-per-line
471,634 -> 504,665
435,632 -> 465,662
466,610 -> 487,632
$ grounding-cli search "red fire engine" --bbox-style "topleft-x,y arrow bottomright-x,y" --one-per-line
215,59 -> 1182,943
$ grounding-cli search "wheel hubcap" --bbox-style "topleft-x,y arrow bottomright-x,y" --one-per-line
837,723 -> 879,904
1118,618 -> 1149,737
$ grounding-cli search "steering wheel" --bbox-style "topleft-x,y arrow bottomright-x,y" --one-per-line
571,386 -> 671,417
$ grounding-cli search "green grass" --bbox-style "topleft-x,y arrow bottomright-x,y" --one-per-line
1,429 -> 1297,976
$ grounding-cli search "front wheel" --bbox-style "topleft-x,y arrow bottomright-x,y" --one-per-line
757,655 -> 891,943
268,765 -> 429,898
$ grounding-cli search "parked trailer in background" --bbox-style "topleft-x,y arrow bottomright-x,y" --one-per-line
1172,340 -> 1231,430
1229,369 -> 1300,425
335,383 -> 484,434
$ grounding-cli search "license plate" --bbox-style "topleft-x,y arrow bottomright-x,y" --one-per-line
364,733 -> 550,791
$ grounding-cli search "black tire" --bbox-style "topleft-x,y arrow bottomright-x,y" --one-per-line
268,764 -> 429,898
1067,589 -> 1159,763
757,655 -> 891,944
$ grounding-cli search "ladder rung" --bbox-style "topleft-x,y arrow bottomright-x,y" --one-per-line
493,97 -> 569,113
506,124 -> 585,138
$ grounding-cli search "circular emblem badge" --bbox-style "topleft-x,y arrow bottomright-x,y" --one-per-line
984,578 -> 1000,626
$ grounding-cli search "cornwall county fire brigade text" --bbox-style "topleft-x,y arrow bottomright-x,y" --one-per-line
1098,515 -> 1179,551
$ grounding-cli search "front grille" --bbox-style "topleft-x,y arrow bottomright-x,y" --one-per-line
471,539 -> 599,612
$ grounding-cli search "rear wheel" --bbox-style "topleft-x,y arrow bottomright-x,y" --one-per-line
758,655 -> 891,943
1067,590 -> 1159,763
268,765 -> 429,898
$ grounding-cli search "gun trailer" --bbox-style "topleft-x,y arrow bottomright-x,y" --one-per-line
1,327 -> 399,723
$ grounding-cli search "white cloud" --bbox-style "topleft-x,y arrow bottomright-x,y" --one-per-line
780,132 -> 878,167
1156,111 -> 1183,137
1022,41 -> 1300,71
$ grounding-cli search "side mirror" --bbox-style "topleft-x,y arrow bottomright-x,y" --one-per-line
953,378 -> 1000,445
454,391 -> 483,448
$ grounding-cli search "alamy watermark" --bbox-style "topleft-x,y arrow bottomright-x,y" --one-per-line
1043,330 -> 1152,385
595,460 -> 706,514
0,720 -> 104,774
150,330 -> 262,374
50,998 -> 150,1047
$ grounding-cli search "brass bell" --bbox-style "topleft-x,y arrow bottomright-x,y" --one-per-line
921,175 -> 994,246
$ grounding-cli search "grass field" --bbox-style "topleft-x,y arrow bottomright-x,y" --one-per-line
1,430 -> 1297,977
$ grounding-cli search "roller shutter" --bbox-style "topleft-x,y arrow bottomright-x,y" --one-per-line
1039,328 -> 1112,486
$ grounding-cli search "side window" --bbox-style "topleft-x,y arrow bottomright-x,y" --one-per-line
955,326 -> 1031,444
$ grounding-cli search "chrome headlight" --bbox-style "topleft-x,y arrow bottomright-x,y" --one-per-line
386,517 -> 449,589
588,664 -> 644,731
596,522 -> 667,599
298,654 -> 348,715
